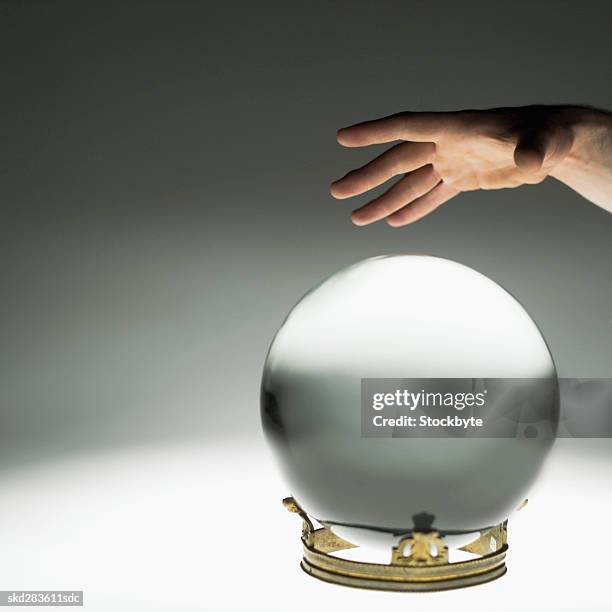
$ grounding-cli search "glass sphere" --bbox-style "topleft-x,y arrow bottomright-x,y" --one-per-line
261,255 -> 558,549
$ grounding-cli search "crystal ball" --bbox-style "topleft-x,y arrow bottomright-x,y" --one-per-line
261,255 -> 558,549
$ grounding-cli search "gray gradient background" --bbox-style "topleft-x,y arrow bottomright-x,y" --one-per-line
1,1 -> 611,470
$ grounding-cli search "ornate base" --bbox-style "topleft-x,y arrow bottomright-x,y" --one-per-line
284,497 -> 520,592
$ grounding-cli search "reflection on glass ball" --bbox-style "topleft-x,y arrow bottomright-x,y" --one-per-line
261,255 -> 558,550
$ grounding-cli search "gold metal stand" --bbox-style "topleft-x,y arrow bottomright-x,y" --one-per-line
283,497 -> 519,592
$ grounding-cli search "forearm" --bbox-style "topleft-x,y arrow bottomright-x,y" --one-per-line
550,107 -> 612,213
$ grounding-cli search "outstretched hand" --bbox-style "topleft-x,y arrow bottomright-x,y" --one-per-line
331,105 -> 612,226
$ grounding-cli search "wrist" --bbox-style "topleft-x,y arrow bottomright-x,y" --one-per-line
559,106 -> 612,168
550,106 -> 612,211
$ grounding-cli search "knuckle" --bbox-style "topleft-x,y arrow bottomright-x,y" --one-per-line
388,159 -> 402,178
400,182 -> 416,200
380,200 -> 399,216
421,163 -> 436,178
421,142 -> 436,158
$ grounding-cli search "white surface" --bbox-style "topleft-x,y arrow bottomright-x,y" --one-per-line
0,438 -> 610,611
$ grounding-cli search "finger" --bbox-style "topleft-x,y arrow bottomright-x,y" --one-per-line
337,112 -> 452,147
330,141 -> 435,199
514,125 -> 574,172
351,164 -> 440,226
386,182 -> 459,227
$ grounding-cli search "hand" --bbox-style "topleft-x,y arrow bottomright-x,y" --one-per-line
331,105 -> 612,226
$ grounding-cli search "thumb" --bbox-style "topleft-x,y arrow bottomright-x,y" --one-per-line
514,125 -> 573,172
